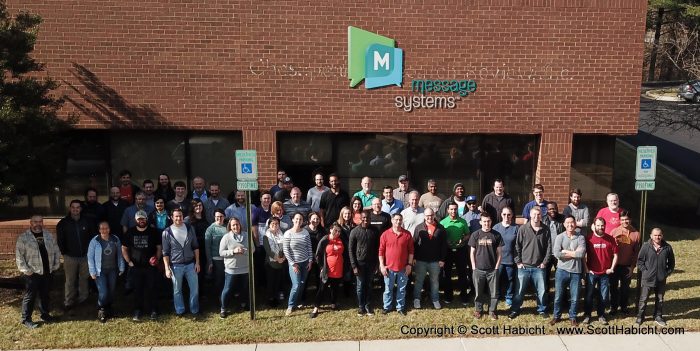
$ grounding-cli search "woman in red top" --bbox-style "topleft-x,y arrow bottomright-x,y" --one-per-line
309,223 -> 344,318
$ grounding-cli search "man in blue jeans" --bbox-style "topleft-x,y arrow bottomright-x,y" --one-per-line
509,207 -> 551,320
162,208 -> 201,316
379,213 -> 414,315
550,215 -> 586,326
412,208 -> 447,310
583,217 -> 618,325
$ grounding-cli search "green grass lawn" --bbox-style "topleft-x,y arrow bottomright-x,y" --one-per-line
1,139 -> 698,349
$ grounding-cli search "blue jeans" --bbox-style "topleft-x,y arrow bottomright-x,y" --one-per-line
383,269 -> 408,311
355,263 -> 374,311
511,266 -> 546,314
413,261 -> 440,302
287,260 -> 309,308
171,262 -> 199,314
553,268 -> 581,319
95,269 -> 117,309
584,272 -> 610,317
220,273 -> 249,312
499,264 -> 516,305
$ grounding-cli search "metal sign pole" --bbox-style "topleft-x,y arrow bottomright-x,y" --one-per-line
246,190 -> 256,320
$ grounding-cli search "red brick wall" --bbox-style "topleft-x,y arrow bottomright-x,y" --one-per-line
6,0 -> 646,208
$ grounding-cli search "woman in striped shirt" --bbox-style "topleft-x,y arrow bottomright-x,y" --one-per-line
283,212 -> 312,316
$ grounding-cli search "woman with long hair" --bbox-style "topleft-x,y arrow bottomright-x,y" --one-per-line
350,196 -> 364,226
156,173 -> 175,202
282,212 -> 312,316
263,217 -> 287,307
185,198 -> 209,289
336,206 -> 355,297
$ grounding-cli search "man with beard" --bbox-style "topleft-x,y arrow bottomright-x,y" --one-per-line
204,182 -> 230,224
349,211 -> 379,316
306,173 -> 329,212
142,179 -> 156,208
440,202 -> 471,305
609,210 -> 640,316
82,188 -> 105,222
225,191 -> 248,229
595,193 -> 625,235
562,188 -> 589,235
103,187 -> 129,240
437,183 -> 467,220
16,215 -> 61,328
121,210 -> 161,321
582,217 -> 618,325
57,200 -> 96,310
121,192 -> 155,235
319,174 -> 350,227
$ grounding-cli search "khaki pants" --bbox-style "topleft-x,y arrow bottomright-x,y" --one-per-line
63,256 -> 89,307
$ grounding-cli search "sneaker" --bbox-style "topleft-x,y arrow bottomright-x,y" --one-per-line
398,309 -> 407,316
443,299 -> 452,305
635,317 -> 643,326
98,309 -> 106,323
598,316 -> 608,325
309,309 -> 319,319
150,312 -> 158,320
489,312 -> 498,320
132,311 -> 141,322
539,312 -> 550,319
285,307 -> 293,316
22,320 -> 38,329
655,317 -> 667,327
508,311 -> 518,320
433,301 -> 442,310
413,299 -> 421,309
365,307 -> 375,316
582,315 -> 591,324
220,311 -> 227,319
474,311 -> 482,319
549,318 -> 560,326
40,314 -> 58,323
357,307 -> 366,316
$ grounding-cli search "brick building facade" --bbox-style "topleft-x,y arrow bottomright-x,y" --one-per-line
1,0 -> 646,255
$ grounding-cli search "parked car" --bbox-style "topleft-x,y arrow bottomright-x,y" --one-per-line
678,80 -> 700,103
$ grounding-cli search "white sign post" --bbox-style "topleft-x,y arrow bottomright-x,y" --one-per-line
235,149 -> 258,320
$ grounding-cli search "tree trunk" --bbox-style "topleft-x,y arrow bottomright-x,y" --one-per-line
648,7 -> 665,81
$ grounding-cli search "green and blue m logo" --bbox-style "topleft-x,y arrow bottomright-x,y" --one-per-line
348,26 -> 403,89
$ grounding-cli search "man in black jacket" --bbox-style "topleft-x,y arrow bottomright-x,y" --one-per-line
412,208 -> 447,310
56,200 -> 96,309
636,228 -> 675,327
349,211 -> 379,316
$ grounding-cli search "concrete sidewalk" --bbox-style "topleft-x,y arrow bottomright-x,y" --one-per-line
44,332 -> 699,351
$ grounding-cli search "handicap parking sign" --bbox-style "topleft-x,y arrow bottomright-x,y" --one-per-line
641,159 -> 651,169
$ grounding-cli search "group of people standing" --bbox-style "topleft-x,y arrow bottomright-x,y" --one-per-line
15,170 -> 675,329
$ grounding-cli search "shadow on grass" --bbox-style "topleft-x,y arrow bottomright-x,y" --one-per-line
665,296 -> 700,320
665,279 -> 700,291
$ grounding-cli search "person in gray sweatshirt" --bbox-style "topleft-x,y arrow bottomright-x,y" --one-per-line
550,215 -> 586,326
509,207 -> 551,319
218,217 -> 253,318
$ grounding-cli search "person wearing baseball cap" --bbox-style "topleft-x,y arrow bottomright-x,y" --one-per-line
393,175 -> 412,206
122,209 -> 161,321
461,195 -> 481,233
273,177 -> 293,202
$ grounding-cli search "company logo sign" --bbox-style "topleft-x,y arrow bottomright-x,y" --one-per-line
348,26 -> 403,89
